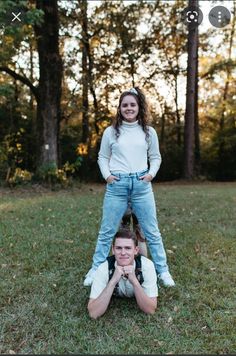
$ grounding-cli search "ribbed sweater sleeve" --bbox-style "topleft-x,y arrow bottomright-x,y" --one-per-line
148,127 -> 162,178
97,127 -> 112,180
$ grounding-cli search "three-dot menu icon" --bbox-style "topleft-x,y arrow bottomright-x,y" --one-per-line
208,6 -> 231,28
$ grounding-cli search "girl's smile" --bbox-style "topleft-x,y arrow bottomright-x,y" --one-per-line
120,95 -> 139,122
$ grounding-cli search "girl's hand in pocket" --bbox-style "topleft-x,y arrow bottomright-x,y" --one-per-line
139,174 -> 152,182
106,175 -> 119,184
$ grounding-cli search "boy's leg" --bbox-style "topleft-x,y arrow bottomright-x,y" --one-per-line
131,180 -> 168,274
120,205 -> 132,229
132,212 -> 148,257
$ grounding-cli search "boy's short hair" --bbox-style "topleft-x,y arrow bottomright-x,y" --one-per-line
113,228 -> 138,246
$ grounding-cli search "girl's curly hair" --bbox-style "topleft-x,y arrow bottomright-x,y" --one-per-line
112,87 -> 151,139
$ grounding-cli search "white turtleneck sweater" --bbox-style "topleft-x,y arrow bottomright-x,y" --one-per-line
98,121 -> 162,180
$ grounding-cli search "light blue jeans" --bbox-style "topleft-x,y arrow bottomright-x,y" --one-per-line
91,170 -> 169,274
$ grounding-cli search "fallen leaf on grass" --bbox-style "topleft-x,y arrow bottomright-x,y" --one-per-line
9,351 -> 16,354
201,325 -> 211,333
18,340 -> 27,348
167,249 -> 174,255
167,316 -> 173,323
194,243 -> 201,253
64,240 -> 74,244
210,267 -> 216,271
154,340 -> 164,346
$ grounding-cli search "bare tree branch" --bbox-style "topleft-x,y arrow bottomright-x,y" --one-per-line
0,66 -> 39,101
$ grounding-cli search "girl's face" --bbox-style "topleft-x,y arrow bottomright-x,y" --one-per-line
120,95 -> 139,123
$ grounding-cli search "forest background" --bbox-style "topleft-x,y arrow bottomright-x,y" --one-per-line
0,0 -> 235,186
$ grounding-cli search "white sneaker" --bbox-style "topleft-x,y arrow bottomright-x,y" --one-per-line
83,268 -> 96,287
158,271 -> 175,287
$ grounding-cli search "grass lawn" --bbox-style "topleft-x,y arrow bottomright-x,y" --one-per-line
0,182 -> 236,354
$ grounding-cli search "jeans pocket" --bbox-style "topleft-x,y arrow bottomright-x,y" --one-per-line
107,178 -> 120,186
140,179 -> 150,184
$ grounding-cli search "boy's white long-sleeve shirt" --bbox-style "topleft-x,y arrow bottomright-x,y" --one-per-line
98,120 -> 162,180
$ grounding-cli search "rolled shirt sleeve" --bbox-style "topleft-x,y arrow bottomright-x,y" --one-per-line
89,261 -> 109,299
141,256 -> 158,297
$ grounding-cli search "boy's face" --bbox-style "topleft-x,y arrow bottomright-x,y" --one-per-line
112,238 -> 139,267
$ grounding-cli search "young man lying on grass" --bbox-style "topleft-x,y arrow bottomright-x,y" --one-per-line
87,229 -> 158,319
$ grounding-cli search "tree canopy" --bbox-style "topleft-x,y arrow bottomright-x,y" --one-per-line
0,0 -> 235,184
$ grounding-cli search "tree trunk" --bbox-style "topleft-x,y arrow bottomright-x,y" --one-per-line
183,0 -> 198,179
160,109 -> 166,145
218,1 -> 235,173
81,0 -> 89,144
34,0 -> 63,169
87,29 -> 99,143
174,75 -> 181,147
194,38 -> 200,175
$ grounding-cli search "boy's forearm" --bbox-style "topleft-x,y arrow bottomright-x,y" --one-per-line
132,281 -> 157,314
88,279 -> 117,319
